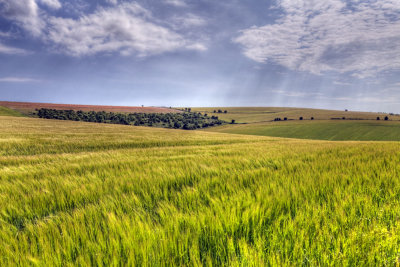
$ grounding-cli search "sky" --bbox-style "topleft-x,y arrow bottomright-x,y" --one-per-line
0,0 -> 400,112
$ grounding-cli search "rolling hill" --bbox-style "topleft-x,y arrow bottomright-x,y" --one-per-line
191,107 -> 397,123
193,107 -> 400,141
205,120 -> 400,141
0,101 -> 180,115
2,102 -> 399,141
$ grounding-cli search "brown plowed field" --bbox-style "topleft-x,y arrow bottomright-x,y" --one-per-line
0,101 -> 181,114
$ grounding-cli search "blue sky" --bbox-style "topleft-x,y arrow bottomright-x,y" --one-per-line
1,0 -> 400,112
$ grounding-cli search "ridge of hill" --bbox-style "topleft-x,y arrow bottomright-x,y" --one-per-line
0,101 -> 181,115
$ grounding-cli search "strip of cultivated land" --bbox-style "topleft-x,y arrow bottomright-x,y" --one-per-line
3,103 -> 399,141
1,116 -> 400,265
193,107 -> 400,140
205,120 -> 400,141
0,101 -> 180,115
191,107 -> 398,123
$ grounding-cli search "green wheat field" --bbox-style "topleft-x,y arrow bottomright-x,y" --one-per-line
2,108 -> 400,265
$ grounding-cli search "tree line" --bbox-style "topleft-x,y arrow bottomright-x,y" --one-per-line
36,108 -> 226,130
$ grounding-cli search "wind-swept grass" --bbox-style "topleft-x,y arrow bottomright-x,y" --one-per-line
205,120 -> 400,141
1,116 -> 400,265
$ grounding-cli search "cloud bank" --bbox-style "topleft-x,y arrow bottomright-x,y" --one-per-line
0,0 -> 44,36
0,43 -> 29,54
234,0 -> 400,78
0,0 -> 206,57
0,77 -> 42,82
47,3 -> 206,56
164,0 -> 187,7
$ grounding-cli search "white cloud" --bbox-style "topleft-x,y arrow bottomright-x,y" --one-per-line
0,0 -> 44,36
186,43 -> 207,51
0,77 -> 42,82
234,0 -> 400,78
170,13 -> 207,29
0,43 -> 29,55
0,31 -> 10,37
0,1 -> 206,57
38,0 -> 61,9
333,81 -> 352,86
46,2 -> 206,56
164,0 -> 187,7
62,0 -> 90,16
105,0 -> 118,5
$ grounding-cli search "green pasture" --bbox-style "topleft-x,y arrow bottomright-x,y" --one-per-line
0,106 -> 24,117
205,120 -> 400,141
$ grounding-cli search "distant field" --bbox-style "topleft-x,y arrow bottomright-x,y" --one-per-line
0,101 -> 180,115
3,103 -> 399,141
0,106 -> 24,117
193,107 -> 400,141
192,107 -> 397,123
2,116 -> 400,265
205,120 -> 400,141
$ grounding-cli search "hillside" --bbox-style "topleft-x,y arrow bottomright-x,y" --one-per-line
1,116 -> 400,265
0,106 -> 24,117
194,107 -> 400,141
0,101 -> 180,115
191,107 -> 398,123
205,120 -> 400,141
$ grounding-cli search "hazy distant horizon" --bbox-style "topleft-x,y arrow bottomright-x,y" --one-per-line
2,99 -> 395,115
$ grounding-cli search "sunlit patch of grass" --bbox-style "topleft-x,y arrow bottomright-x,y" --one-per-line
204,120 -> 400,141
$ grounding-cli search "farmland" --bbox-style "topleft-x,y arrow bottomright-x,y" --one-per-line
194,107 -> 400,141
191,107 -> 397,123
2,0 -> 399,265
205,120 -> 400,141
0,101 -> 180,115
1,115 -> 400,265
0,106 -> 24,117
